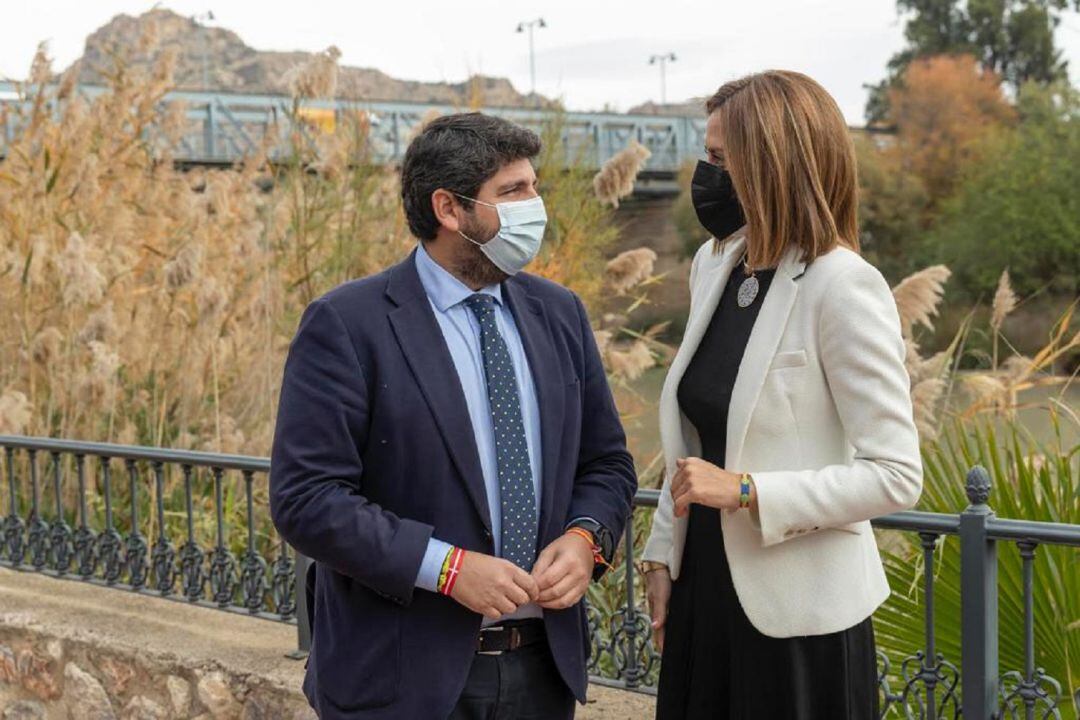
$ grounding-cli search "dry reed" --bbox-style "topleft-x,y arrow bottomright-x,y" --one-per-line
593,141 -> 652,208
606,248 -> 658,295
893,264 -> 1078,436
0,38 -> 661,453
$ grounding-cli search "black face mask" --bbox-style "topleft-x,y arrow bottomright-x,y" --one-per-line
690,160 -> 746,241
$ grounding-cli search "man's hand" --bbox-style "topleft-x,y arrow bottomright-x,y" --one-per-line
532,532 -> 595,610
450,552 -> 540,620
645,566 -> 672,652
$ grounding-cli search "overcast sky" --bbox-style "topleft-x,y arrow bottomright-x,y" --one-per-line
3,0 -> 1079,124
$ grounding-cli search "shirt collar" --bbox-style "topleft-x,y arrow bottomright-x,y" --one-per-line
415,242 -> 503,313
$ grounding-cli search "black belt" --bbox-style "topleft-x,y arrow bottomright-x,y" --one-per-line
476,620 -> 546,654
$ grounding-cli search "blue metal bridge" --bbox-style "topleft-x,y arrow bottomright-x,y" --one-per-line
0,81 -> 705,184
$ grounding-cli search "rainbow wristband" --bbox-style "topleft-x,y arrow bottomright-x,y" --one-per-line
739,473 -> 752,509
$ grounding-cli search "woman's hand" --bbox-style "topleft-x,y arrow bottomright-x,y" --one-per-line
645,566 -> 672,652
670,457 -> 751,517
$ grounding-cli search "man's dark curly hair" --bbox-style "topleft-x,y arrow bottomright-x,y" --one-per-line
400,113 -> 542,241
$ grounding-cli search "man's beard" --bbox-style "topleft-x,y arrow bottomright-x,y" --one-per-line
454,214 -> 508,288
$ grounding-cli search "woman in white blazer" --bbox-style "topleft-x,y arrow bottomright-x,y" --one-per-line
642,70 -> 923,719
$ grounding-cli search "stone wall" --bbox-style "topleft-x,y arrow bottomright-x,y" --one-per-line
0,568 -> 654,720
0,615 -> 312,720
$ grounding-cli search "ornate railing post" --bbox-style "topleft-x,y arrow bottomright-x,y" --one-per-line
48,450 -> 73,574
239,469 -> 268,613
621,521 -> 641,689
960,466 -> 998,720
3,445 -> 26,566
207,466 -> 238,607
27,448 -> 49,569
918,531 -> 942,719
72,453 -> 97,577
125,458 -> 149,589
288,550 -> 312,659
150,460 -> 177,594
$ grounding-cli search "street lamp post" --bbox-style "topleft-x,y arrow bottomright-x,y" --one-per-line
193,10 -> 216,158
648,52 -> 677,105
516,17 -> 547,103
193,10 -> 216,91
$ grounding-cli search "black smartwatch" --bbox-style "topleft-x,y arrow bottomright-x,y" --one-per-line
567,518 -> 615,581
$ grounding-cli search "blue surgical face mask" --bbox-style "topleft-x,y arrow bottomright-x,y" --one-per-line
454,193 -> 547,276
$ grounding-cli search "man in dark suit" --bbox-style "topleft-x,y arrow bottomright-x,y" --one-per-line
269,112 -> 637,720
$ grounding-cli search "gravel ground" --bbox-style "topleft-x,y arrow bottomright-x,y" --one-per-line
579,684 -> 656,718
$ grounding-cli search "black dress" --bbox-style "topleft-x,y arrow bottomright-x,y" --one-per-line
655,262 -> 879,720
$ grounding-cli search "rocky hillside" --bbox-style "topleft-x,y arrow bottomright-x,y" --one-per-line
61,8 -> 555,108
628,98 -> 706,116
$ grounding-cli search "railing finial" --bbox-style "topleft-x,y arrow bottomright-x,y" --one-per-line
965,465 -> 992,507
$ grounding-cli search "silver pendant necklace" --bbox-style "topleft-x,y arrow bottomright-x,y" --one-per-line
736,253 -> 759,308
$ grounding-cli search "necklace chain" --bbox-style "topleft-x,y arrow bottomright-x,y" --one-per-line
740,251 -> 757,278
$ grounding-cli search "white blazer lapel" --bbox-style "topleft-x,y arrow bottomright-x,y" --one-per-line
726,246 -> 807,470
659,236 -> 745,471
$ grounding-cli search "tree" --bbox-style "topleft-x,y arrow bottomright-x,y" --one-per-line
888,54 -> 1016,202
921,81 -> 1080,298
865,0 -> 1078,124
855,133 -> 930,284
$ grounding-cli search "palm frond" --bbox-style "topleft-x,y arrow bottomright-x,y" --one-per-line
877,420 -> 1080,714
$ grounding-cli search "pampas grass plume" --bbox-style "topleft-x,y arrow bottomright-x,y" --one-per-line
593,141 -> 651,208
991,270 -> 1017,332
892,265 -> 952,338
606,248 -> 657,295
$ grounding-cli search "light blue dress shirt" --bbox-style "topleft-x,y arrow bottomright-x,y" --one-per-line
412,243 -> 544,621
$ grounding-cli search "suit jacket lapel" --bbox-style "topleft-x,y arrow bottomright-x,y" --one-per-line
726,246 -> 807,470
386,252 -> 492,533
502,277 -> 565,544
659,238 -> 744,471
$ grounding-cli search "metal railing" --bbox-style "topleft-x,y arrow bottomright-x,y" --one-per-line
0,436 -> 293,622
0,80 -> 705,175
1,435 -> 1077,718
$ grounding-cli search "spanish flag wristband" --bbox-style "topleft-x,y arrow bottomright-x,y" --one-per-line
438,547 -> 465,596
566,527 -> 612,570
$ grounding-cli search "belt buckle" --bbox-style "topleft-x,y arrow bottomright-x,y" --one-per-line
508,626 -> 522,651
477,625 -> 505,656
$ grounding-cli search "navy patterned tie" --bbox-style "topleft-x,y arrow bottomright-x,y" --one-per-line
464,294 -> 538,571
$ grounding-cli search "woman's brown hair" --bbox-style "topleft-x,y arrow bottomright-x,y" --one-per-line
706,70 -> 859,267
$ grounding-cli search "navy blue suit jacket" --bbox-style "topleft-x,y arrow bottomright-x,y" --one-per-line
269,250 -> 637,719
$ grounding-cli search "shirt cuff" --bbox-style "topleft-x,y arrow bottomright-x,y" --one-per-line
415,537 -> 455,592
565,517 -> 600,532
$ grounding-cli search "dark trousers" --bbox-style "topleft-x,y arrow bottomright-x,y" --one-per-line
449,635 -> 575,720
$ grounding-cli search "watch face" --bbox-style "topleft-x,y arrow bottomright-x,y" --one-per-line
590,524 -> 613,554
572,520 -> 608,552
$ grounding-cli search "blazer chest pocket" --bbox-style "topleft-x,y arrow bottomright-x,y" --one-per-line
770,349 -> 808,371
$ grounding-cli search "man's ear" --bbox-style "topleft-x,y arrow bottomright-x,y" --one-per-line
431,189 -> 462,234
